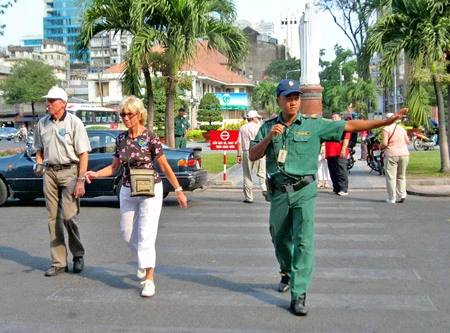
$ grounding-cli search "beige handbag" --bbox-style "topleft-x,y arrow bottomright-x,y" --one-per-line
129,168 -> 155,197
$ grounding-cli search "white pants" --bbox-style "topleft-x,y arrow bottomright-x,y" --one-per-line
119,182 -> 163,269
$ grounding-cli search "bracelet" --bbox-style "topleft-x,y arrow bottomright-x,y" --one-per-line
175,186 -> 183,192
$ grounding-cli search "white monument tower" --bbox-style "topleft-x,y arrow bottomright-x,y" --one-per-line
298,1 -> 324,115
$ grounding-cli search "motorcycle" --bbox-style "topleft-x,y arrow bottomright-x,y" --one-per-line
365,133 -> 384,176
347,146 -> 356,171
14,132 -> 28,143
412,131 -> 439,151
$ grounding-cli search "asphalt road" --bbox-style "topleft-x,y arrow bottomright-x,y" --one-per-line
1,188 -> 449,332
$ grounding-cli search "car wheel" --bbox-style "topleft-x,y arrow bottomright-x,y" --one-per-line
0,179 -> 8,207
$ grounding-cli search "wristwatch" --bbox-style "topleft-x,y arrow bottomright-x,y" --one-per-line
175,186 -> 183,192
77,177 -> 86,182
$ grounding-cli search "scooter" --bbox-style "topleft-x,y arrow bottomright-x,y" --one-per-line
347,147 -> 355,171
365,133 -> 384,176
412,131 -> 439,151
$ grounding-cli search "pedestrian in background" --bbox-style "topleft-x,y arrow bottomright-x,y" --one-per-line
237,110 -> 268,203
33,86 -> 91,277
85,96 -> 187,298
317,143 -> 331,188
174,107 -> 191,148
381,112 -> 410,203
325,112 -> 351,196
359,115 -> 368,161
249,79 -> 409,316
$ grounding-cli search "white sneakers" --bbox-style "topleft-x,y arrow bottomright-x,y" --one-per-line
337,191 -> 348,196
137,268 -> 146,280
386,199 -> 396,203
141,279 -> 155,297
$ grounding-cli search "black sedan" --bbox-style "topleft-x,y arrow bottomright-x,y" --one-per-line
0,130 -> 207,206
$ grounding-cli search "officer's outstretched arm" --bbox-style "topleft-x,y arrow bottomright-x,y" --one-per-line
345,108 -> 408,133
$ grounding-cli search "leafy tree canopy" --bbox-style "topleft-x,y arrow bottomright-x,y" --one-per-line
0,59 -> 58,105
264,58 -> 301,82
198,93 -> 221,110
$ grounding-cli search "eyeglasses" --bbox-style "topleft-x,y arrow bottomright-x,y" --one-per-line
120,112 -> 137,119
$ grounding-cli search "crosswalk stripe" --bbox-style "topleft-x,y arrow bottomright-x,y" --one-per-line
158,248 -> 405,258
158,233 -> 392,242
47,288 -> 435,311
162,222 -> 385,228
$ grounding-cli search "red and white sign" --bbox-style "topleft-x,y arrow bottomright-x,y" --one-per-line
210,130 -> 239,150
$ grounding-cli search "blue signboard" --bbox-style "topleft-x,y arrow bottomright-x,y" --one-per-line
213,92 -> 248,110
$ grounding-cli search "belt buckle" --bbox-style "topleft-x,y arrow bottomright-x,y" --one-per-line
53,165 -> 61,171
285,184 -> 294,192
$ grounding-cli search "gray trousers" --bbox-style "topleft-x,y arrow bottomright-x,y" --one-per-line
43,165 -> 85,267
384,155 -> 409,201
242,151 -> 267,202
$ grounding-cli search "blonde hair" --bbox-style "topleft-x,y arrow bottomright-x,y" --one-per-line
119,95 -> 147,125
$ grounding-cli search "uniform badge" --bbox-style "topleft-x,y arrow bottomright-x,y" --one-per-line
138,138 -> 148,147
58,128 -> 67,136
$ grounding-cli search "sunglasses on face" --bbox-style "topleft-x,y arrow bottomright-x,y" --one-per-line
120,112 -> 138,119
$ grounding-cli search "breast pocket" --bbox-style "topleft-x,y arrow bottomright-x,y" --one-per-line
293,134 -> 311,155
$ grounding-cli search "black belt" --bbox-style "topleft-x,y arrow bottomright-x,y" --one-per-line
272,175 -> 315,193
46,163 -> 77,171
175,135 -> 184,137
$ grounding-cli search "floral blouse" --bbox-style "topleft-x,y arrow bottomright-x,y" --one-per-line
114,129 -> 164,187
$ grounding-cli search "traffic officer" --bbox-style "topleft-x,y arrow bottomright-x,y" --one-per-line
249,79 -> 408,316
174,107 -> 191,148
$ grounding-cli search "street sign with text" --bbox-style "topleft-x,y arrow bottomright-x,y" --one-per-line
210,130 -> 239,150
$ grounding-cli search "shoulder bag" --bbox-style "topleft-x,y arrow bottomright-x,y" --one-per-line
124,133 -> 155,197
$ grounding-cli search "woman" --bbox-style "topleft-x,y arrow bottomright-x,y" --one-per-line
358,115 -> 368,161
381,113 -> 410,203
85,96 -> 188,297
317,143 -> 331,188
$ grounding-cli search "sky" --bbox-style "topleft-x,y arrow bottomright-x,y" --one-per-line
0,0 -> 352,61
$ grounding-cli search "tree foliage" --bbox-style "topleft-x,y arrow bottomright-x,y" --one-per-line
365,0 -> 450,172
252,80 -> 278,112
197,93 -> 222,129
315,0 -> 384,79
0,59 -> 58,125
0,0 -> 17,36
264,58 -> 301,82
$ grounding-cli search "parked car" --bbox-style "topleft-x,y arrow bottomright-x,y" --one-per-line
0,128 -> 16,141
0,130 -> 207,206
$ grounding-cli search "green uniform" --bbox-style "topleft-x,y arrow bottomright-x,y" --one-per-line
174,116 -> 191,148
250,112 -> 346,301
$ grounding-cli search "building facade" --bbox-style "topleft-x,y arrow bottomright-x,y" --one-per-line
43,0 -> 83,63
280,10 -> 301,59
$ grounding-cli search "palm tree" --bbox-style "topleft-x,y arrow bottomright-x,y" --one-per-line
365,0 -> 450,172
129,0 -> 249,147
252,81 -> 277,112
77,0 -> 162,129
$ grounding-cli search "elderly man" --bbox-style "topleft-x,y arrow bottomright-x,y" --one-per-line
33,86 -> 91,277
237,110 -> 268,203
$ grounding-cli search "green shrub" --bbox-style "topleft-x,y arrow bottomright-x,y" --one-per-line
187,129 -> 204,138
199,124 -> 222,131
0,148 -> 26,156
224,120 -> 246,130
